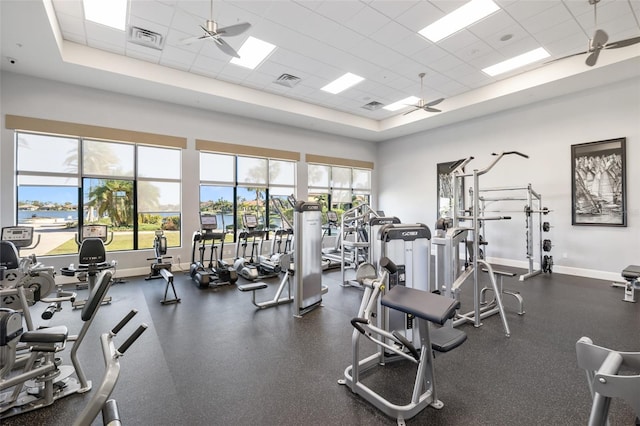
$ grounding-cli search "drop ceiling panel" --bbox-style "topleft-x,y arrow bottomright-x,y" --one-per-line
314,1 -> 367,25
368,0 -> 418,19
394,1 -> 444,32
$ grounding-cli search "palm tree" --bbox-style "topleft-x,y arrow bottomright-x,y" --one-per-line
86,179 -> 134,227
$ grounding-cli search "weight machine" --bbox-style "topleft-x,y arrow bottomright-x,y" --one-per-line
476,183 -> 552,280
339,204 -> 380,287
433,152 -> 530,337
339,257 -> 465,425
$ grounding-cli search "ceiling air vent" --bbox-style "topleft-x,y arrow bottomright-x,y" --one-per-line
273,73 -> 301,88
128,26 -> 165,50
361,101 -> 384,111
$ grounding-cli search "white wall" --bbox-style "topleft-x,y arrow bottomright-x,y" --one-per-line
378,76 -> 640,280
0,71 -> 377,275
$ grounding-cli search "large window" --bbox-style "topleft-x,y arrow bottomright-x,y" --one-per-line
15,132 -> 181,256
308,164 -> 372,215
199,153 -> 296,241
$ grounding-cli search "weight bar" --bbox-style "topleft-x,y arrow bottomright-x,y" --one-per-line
523,206 -> 551,215
543,239 -> 552,252
542,222 -> 550,232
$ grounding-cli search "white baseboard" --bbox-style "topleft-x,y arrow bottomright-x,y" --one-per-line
486,256 -> 621,282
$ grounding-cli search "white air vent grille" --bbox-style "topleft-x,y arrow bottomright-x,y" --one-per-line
128,26 -> 164,50
274,73 -> 301,88
362,101 -> 384,111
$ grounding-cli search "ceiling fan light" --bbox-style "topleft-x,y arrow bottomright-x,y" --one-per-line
419,0 -> 500,43
482,47 -> 550,76
230,36 -> 276,69
82,0 -> 127,31
321,73 -> 365,94
383,96 -> 421,112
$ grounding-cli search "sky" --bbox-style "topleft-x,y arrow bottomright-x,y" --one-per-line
18,186 -> 77,205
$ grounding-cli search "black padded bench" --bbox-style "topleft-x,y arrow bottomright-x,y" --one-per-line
622,265 -> 640,282
617,265 -> 640,303
381,285 -> 467,353
237,282 -> 268,292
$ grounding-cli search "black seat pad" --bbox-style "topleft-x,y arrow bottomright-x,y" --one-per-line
381,286 -> 460,326
20,325 -> 68,344
622,265 -> 640,280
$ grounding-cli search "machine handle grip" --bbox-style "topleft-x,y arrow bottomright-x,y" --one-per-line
41,303 -> 57,320
350,317 -> 368,335
111,310 -> 138,334
492,151 -> 529,159
117,324 -> 148,354
379,257 -> 398,274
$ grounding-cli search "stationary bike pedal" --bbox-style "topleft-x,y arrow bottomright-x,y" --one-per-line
54,356 -> 62,366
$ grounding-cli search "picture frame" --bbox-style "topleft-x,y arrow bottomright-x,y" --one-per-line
571,137 -> 626,226
437,161 -> 464,219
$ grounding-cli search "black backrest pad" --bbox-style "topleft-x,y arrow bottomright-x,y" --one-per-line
81,270 -> 112,322
79,238 -> 107,264
382,285 -> 460,326
0,241 -> 20,269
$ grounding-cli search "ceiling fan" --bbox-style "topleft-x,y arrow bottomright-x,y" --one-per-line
404,73 -> 445,115
181,0 -> 251,58
555,0 -> 640,66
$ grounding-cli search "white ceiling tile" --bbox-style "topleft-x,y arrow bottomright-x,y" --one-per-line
54,12 -> 86,41
368,0 -> 416,19
430,0 -> 468,14
344,5 -> 391,36
129,1 -> 176,27
520,3 -> 574,35
85,21 -> 126,48
494,36 -> 542,58
453,39 -> 495,63
314,0 -> 366,24
369,20 -> 416,49
234,1 -> 276,17
52,0 -> 83,18
160,45 -> 196,69
394,1 -> 445,32
468,10 -> 518,40
438,31 -> 482,54
427,54 -> 466,73
503,1 -> 558,22
263,1 -> 313,33
532,20 -> 586,45
412,44 -> 449,66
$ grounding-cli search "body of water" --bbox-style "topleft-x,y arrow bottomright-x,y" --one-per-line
18,210 -> 78,223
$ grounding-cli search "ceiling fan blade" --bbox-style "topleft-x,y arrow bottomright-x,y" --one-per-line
425,98 -> 444,107
585,49 -> 601,66
215,37 -> 240,58
181,35 -> 207,45
604,36 -> 640,49
591,29 -> 609,48
546,50 -> 589,63
217,22 -> 251,37
403,108 -> 420,116
424,107 -> 442,113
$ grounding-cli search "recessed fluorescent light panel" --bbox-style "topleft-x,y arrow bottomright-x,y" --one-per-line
482,47 -> 550,76
321,73 -> 364,94
383,96 -> 421,112
83,0 -> 127,31
230,37 -> 276,69
419,0 -> 500,43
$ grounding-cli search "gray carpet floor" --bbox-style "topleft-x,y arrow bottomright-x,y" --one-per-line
2,264 -> 639,425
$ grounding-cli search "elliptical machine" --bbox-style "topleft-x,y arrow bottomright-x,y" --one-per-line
233,213 -> 280,281
190,213 -> 238,289
145,230 -> 180,304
